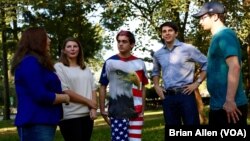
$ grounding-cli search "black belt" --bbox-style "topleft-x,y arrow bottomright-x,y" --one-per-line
164,88 -> 184,95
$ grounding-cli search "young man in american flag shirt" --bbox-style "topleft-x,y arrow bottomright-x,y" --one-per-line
99,30 -> 148,141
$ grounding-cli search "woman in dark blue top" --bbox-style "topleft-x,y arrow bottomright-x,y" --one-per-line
11,27 -> 70,141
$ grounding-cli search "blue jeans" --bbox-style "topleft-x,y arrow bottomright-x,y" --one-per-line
162,91 -> 200,125
17,124 -> 57,141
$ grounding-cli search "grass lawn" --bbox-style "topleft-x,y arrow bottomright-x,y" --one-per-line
0,110 -> 165,141
1,107 -> 250,141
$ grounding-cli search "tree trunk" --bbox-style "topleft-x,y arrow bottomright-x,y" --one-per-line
1,5 -> 11,120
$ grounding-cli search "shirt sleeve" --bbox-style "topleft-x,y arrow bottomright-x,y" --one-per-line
18,56 -> 55,105
87,67 -> 98,91
190,46 -> 208,71
54,63 -> 70,91
142,62 -> 149,85
151,54 -> 161,77
219,31 -> 240,59
99,61 -> 109,86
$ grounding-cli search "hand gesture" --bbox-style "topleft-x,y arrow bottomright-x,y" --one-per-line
223,100 -> 242,124
90,109 -> 97,120
101,111 -> 110,126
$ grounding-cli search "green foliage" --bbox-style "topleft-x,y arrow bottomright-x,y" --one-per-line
101,4 -> 129,31
99,0 -> 250,99
20,0 -> 104,62
0,83 -> 16,107
99,0 -> 250,55
0,0 -> 250,122
0,0 -> 106,120
99,0 -> 164,55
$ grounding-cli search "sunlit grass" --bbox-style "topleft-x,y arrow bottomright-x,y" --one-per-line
91,110 -> 164,141
1,108 -> 250,141
0,110 -> 165,141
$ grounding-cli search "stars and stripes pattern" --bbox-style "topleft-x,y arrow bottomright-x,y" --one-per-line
128,71 -> 144,141
111,117 -> 129,141
100,56 -> 148,141
129,115 -> 144,141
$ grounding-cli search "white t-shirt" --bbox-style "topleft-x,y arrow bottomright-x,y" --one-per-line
54,62 -> 96,120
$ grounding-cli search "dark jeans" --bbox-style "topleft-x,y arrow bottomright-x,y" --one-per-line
59,116 -> 94,141
162,91 -> 200,141
162,91 -> 200,125
17,124 -> 57,141
209,104 -> 248,126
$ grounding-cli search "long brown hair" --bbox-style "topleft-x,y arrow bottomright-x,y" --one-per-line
11,27 -> 54,74
59,37 -> 86,69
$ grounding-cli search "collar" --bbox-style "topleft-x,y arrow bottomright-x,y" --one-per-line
164,39 -> 182,51
214,26 -> 227,35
